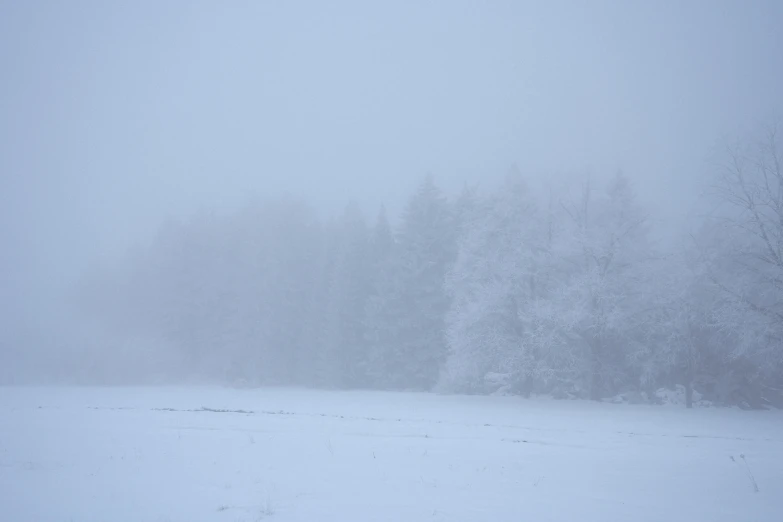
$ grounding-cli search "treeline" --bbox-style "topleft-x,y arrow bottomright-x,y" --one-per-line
77,127 -> 783,408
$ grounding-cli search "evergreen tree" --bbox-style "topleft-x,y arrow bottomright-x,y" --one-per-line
322,202 -> 373,388
379,175 -> 455,390
364,206 -> 401,387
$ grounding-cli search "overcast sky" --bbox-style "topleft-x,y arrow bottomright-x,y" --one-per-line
1,0 -> 782,327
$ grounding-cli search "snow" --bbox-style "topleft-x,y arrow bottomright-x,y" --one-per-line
1,387 -> 782,522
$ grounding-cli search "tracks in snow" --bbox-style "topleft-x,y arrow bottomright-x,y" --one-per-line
78,405 -> 779,443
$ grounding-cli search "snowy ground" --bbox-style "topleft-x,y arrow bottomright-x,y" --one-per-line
1,387 -> 782,522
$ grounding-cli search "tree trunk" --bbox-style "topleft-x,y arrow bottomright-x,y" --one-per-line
519,376 -> 533,398
684,327 -> 696,409
685,353 -> 694,408
590,356 -> 602,401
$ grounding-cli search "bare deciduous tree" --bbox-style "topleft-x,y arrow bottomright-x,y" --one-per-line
706,123 -> 783,399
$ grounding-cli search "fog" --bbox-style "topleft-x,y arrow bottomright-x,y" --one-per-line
4,3 -> 783,521
1,0 -> 782,394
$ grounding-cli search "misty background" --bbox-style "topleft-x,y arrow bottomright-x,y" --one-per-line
1,1 -> 782,402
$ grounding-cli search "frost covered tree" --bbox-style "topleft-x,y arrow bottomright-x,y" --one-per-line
711,126 -> 783,358
542,173 -> 654,399
633,239 -> 720,407
693,124 -> 783,405
444,171 -> 657,399
440,168 -> 548,393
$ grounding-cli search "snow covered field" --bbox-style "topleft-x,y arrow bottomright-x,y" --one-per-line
1,387 -> 782,522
